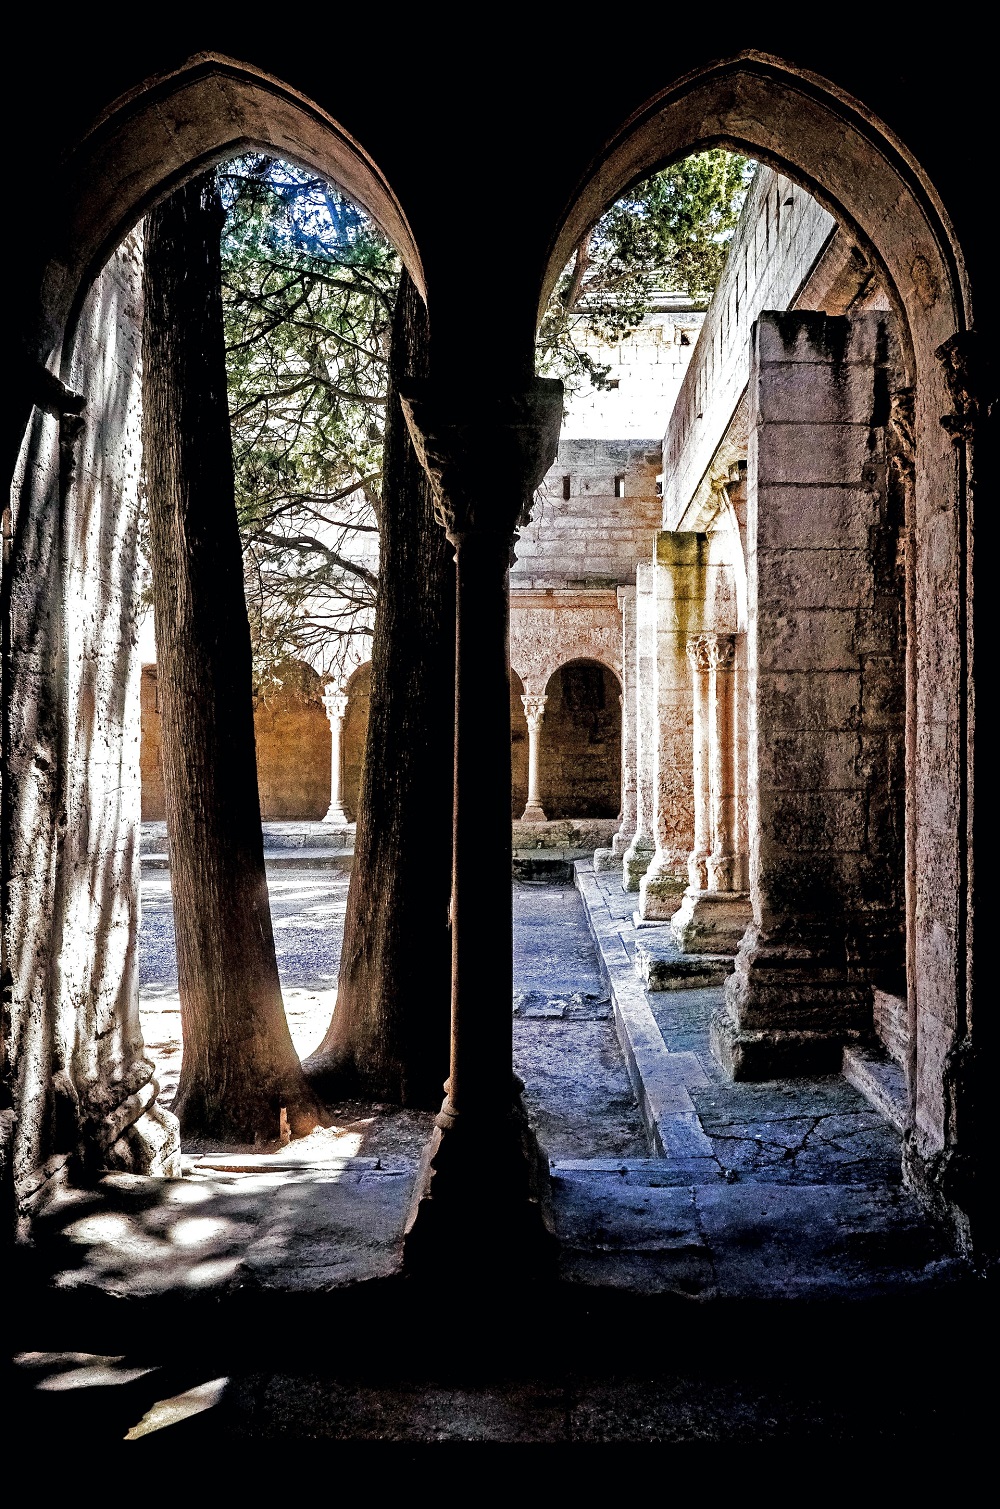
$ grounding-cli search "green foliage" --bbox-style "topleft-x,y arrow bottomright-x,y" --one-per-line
537,150 -> 753,391
218,156 -> 400,684
195,150 -> 750,684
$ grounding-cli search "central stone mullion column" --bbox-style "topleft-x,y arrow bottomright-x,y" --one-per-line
520,694 -> 548,822
451,526 -> 519,1120
399,377 -> 563,1268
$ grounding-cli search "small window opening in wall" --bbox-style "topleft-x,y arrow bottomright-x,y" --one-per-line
614,475 -> 626,499
655,475 -> 664,497
606,378 -> 620,389
678,329 -> 691,346
562,475 -> 572,500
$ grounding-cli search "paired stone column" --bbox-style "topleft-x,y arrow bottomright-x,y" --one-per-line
622,565 -> 657,890
595,585 -> 635,872
322,686 -> 351,825
519,693 -> 548,821
671,633 -> 751,953
399,377 -> 563,1267
713,311 -> 906,1079
638,532 -> 707,919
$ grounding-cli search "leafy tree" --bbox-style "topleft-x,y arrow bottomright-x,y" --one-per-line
218,156 -> 399,687
537,149 -> 753,393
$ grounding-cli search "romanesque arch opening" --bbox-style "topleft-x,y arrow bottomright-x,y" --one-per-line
539,660 -> 622,820
5,44 -> 985,1356
535,54 -> 971,1232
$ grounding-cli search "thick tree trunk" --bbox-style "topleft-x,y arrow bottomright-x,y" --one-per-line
305,271 -> 454,1107
142,174 -> 326,1145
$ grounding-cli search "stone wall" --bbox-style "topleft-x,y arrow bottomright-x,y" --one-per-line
141,660 -> 334,822
512,438 -> 662,590
663,171 -> 836,528
3,235 -> 179,1230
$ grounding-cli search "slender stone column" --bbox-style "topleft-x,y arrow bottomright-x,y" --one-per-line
322,687 -> 351,825
596,585 -> 635,871
622,565 -> 656,890
398,377 -> 563,1268
639,532 -> 706,919
687,636 -> 712,889
706,635 -> 738,889
520,693 -> 547,821
672,632 -> 750,954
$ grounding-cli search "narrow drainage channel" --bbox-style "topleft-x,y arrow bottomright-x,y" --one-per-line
513,876 -> 648,1160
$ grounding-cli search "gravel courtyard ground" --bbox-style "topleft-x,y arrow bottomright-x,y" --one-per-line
139,868 -> 648,1159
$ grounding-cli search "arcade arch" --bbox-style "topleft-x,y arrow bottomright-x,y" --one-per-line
539,53 -> 973,1221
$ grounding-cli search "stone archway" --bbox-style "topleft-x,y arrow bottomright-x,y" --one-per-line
5,60 -> 424,1214
540,659 -> 622,821
539,52 -> 974,1221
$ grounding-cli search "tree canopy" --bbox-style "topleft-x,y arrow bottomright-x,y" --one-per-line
209,149 -> 752,684
537,149 -> 753,392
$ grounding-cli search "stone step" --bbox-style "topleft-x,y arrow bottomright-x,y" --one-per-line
141,850 -> 354,871
842,1045 -> 908,1132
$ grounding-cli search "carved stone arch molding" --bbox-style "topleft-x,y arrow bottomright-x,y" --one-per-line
540,53 -> 975,1194
36,51 -> 426,365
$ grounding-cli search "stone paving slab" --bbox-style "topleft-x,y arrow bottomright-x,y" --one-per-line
31,1155 -> 419,1299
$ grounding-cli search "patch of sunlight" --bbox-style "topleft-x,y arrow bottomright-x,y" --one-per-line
38,1361 -> 156,1390
64,1212 -> 133,1244
125,1376 -> 228,1438
169,1216 -> 233,1247
184,1258 -> 242,1286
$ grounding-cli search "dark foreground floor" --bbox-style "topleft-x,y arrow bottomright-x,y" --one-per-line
6,1277 -> 990,1451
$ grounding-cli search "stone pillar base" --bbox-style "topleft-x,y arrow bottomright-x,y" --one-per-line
404,1088 -> 555,1275
638,863 -> 686,919
710,1007 -> 856,1080
622,838 -> 655,892
593,847 -> 618,872
713,925 -> 873,1079
611,827 -> 634,859
520,803 -> 547,823
323,803 -> 351,825
671,888 -> 751,955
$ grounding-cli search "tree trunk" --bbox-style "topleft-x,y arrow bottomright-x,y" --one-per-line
142,173 -> 326,1145
305,270 -> 455,1107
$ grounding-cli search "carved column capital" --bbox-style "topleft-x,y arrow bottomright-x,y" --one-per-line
399,378 -> 564,546
322,686 -> 349,724
706,633 -> 737,670
686,635 -> 713,672
521,693 -> 548,727
936,330 -> 995,446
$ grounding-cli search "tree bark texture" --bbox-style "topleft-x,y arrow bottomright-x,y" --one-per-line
305,271 -> 455,1107
142,174 -> 325,1144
